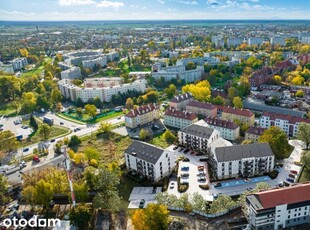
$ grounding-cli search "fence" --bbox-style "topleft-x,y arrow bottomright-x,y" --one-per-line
168,204 -> 241,218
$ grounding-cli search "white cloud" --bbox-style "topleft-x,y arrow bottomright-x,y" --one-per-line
158,0 -> 165,4
96,1 -> 124,8
58,0 -> 95,6
176,0 -> 198,5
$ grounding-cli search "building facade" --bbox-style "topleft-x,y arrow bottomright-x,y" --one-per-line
259,112 -> 310,136
169,93 -> 194,111
185,100 -> 217,118
9,58 -> 28,71
164,107 -> 198,129
222,107 -> 255,126
245,126 -> 266,142
178,123 -> 220,152
204,117 -> 240,141
212,143 -> 274,180
125,141 -> 176,182
125,104 -> 160,129
60,66 -> 81,79
246,183 -> 310,230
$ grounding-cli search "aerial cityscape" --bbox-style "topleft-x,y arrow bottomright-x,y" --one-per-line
0,1 -> 310,230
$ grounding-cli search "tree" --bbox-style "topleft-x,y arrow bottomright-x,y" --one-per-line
0,130 -> 20,153
84,104 -> 97,118
33,179 -> 54,209
163,130 -> 177,144
209,195 -> 236,214
92,167 -> 121,212
164,84 -> 177,98
68,135 -> 81,147
301,151 -> 310,171
241,139 -> 253,145
0,174 -> 9,206
51,89 -> 62,105
297,122 -> 310,150
191,193 -> 208,212
139,128 -> 151,141
182,80 -> 211,102
132,204 -> 170,230
125,98 -> 134,110
295,90 -> 305,97
228,87 -> 238,102
84,147 -> 100,163
212,95 -> 224,105
233,96 -> 243,108
20,48 -> 29,57
38,123 -> 51,141
69,203 -> 92,230
76,98 -> 84,108
76,107 -> 83,118
259,126 -> 291,159
93,97 -> 102,108
99,122 -> 112,134
272,75 -> 282,85
185,62 -> 196,70
20,92 -> 37,114
29,115 -> 38,131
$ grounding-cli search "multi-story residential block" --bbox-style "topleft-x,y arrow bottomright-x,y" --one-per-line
249,67 -> 275,89
125,141 -> 176,182
270,36 -> 286,46
245,126 -> 266,142
211,36 -> 225,48
246,183 -> 310,230
82,56 -> 107,69
169,93 -> 194,111
9,58 -> 28,71
227,37 -> 244,47
203,117 -> 240,141
186,100 -> 217,118
178,123 -> 220,152
248,37 -> 263,46
212,143 -> 274,179
125,104 -> 160,129
259,112 -> 310,136
164,107 -> 198,129
222,107 -> 255,126
0,62 -> 14,74
176,56 -> 220,66
58,78 -> 146,103
60,66 -> 81,79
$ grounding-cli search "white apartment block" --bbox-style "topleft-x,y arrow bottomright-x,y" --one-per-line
212,36 -> 225,48
169,93 -> 194,111
248,37 -> 264,46
125,104 -> 160,129
0,62 -> 14,74
270,36 -> 286,46
227,37 -> 244,47
60,66 -> 81,79
246,183 -> 310,230
259,112 -> 310,136
164,107 -> 198,129
82,56 -> 107,69
202,118 -> 240,141
178,122 -> 220,152
58,78 -> 146,103
125,141 -> 176,182
9,58 -> 28,71
212,143 -> 274,180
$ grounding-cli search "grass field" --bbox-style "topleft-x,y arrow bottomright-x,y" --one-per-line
0,102 -> 17,116
298,166 -> 310,182
61,111 -> 124,124
20,57 -> 52,78
149,133 -> 170,148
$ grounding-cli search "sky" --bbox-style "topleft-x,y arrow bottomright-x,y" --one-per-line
0,0 -> 309,21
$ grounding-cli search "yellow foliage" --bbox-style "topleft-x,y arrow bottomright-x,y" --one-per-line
74,153 -> 86,164
291,75 -> 305,85
132,209 -> 146,230
182,80 -> 211,102
20,48 -> 29,57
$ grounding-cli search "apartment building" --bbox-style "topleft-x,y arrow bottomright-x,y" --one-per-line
259,112 -> 310,136
9,58 -> 28,71
204,117 -> 240,141
186,100 -> 217,118
58,78 -> 146,103
270,36 -> 286,46
125,141 -> 176,182
211,36 -> 225,48
246,183 -> 310,230
178,123 -> 220,152
248,37 -> 264,46
169,93 -> 194,111
60,66 -> 81,79
0,62 -> 14,74
245,126 -> 266,142
125,104 -> 160,129
249,67 -> 275,89
227,37 -> 244,47
212,143 -> 274,180
82,56 -> 107,69
222,107 -> 255,126
164,107 -> 198,129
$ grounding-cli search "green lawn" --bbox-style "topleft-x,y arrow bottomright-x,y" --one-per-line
298,166 -> 310,182
91,111 -> 124,124
20,57 -> 52,78
61,111 -> 124,124
0,102 -> 18,116
22,118 -> 70,145
149,134 -> 170,148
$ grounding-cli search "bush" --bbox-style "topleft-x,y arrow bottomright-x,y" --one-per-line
178,182 -> 189,193
268,170 -> 279,179
199,184 -> 210,190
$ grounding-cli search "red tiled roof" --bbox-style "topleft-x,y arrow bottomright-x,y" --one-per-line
262,112 -> 310,125
186,100 -> 217,110
164,107 -> 197,121
204,117 -> 239,130
125,104 -> 158,118
245,126 -> 266,135
214,105 -> 225,111
222,106 -> 254,117
255,183 -> 310,209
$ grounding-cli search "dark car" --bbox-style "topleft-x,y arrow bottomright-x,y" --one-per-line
139,199 -> 145,208
60,122 -> 64,125
290,170 -> 298,174
173,146 -> 178,150
288,174 -> 296,179
181,173 -> 189,178
198,177 -> 206,182
286,178 -> 294,183
50,139 -> 56,143
23,148 -> 29,152
181,166 -> 189,171
184,149 -> 190,153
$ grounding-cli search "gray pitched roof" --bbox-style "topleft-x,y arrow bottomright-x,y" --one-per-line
180,124 -> 215,139
214,143 -> 274,162
125,141 -> 164,164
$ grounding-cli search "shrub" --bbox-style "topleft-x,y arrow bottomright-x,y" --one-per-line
199,184 -> 210,190
268,170 -> 279,179
178,182 -> 189,193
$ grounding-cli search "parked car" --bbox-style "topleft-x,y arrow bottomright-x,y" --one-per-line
173,146 -> 178,150
139,199 -> 145,208
181,173 -> 189,178
197,177 -> 206,182
290,170 -> 298,174
33,156 -> 40,162
23,148 -> 29,152
50,139 -> 56,143
60,122 -> 64,125
197,172 -> 205,177
184,149 -> 190,153
170,182 -> 175,189
286,178 -> 294,183
19,161 -> 26,169
181,166 -> 189,171
288,174 -> 296,178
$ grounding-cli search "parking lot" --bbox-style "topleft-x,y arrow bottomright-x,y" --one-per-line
0,116 -> 32,138
127,187 -> 161,209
